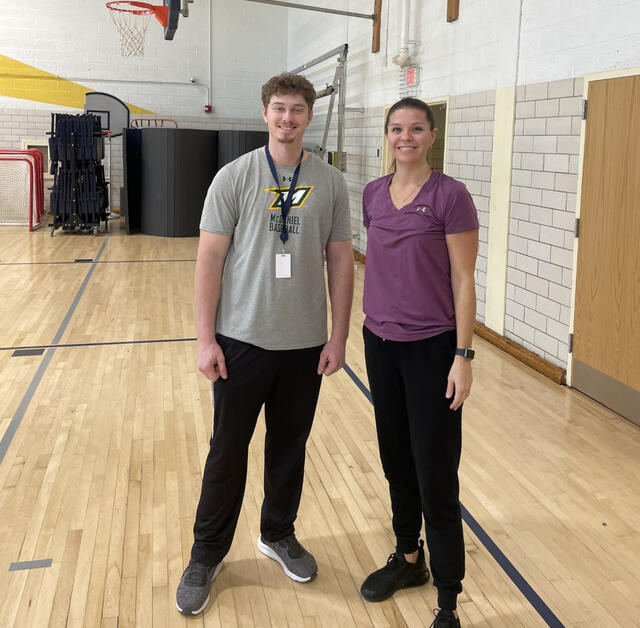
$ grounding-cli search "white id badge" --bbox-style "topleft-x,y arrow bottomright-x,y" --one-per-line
275,254 -> 291,278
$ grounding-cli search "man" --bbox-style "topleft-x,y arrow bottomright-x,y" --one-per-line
176,73 -> 354,616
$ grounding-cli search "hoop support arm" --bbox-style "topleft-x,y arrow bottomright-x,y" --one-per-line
244,0 -> 382,52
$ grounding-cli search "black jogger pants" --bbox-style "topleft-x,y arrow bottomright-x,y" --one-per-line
363,325 -> 465,611
190,334 -> 323,567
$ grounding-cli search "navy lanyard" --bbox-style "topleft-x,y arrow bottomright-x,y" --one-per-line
265,144 -> 304,246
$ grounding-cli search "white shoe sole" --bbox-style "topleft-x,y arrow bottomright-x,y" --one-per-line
176,562 -> 223,615
257,536 -> 316,583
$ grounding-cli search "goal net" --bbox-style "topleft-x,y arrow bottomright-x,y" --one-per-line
0,154 -> 43,230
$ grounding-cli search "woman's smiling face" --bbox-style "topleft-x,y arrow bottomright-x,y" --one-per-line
385,107 -> 438,166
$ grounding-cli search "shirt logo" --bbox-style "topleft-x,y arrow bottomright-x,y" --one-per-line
265,186 -> 314,210
415,205 -> 431,214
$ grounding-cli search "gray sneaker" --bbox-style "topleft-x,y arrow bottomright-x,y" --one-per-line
176,559 -> 222,615
257,534 -> 318,582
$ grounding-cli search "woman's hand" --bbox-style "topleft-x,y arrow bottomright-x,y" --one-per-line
446,356 -> 473,410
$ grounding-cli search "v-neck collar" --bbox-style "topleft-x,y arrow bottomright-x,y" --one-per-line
386,170 -> 438,211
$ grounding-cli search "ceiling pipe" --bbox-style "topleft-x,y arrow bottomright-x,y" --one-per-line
392,0 -> 411,67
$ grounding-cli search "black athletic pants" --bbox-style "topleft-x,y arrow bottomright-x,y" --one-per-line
363,325 -> 464,611
190,334 -> 323,567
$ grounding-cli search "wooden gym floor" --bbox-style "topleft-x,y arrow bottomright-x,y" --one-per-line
0,221 -> 639,627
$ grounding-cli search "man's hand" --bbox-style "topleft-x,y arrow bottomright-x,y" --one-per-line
317,337 -> 346,376
197,339 -> 228,382
445,356 -> 473,410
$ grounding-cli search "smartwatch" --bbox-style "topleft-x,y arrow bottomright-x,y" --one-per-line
455,347 -> 475,360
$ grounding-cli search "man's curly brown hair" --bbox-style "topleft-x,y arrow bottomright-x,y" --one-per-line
261,73 -> 316,111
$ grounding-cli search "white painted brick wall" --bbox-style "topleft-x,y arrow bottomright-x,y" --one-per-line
445,90 -> 495,324
1,0 -> 287,118
506,77 -> 584,367
518,0 -> 640,85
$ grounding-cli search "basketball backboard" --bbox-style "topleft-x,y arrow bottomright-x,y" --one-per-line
84,92 -> 131,137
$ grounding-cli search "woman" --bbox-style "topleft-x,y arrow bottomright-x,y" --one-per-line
360,97 -> 478,628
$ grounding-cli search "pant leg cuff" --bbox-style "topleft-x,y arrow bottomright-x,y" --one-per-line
395,538 -> 420,555
260,527 -> 295,544
437,589 -> 458,611
191,546 -> 220,567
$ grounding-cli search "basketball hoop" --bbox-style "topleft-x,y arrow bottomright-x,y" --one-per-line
131,117 -> 179,128
106,1 -> 168,57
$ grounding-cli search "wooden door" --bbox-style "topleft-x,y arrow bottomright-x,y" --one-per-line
572,74 -> 640,424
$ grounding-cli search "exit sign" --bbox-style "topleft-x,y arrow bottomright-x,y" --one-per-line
406,67 -> 419,87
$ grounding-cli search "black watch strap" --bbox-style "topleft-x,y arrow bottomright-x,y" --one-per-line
455,347 -> 475,360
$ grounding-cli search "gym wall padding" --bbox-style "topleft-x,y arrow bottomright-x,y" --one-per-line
217,130 -> 269,171
123,128 -> 268,237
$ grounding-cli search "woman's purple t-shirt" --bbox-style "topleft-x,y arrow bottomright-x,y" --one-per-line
363,170 -> 479,341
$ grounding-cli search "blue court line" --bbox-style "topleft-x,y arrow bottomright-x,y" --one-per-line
0,337 -> 197,353
0,258 -> 195,266
461,504 -> 564,627
0,236 -> 110,466
9,559 -> 53,571
342,362 -> 565,628
342,363 -> 372,403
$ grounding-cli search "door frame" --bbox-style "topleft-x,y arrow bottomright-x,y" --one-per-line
567,66 -> 640,385
380,96 -> 450,176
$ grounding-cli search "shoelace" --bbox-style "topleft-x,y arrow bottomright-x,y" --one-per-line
429,608 -> 458,627
280,535 -> 305,558
183,561 -> 210,585
386,553 -> 401,566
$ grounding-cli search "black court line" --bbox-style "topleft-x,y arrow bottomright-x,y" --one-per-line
98,259 -> 196,264
0,236 -> 110,466
0,337 -> 197,353
0,258 -> 195,266
9,559 -> 53,571
342,362 -> 565,628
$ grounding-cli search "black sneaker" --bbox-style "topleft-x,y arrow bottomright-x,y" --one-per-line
430,608 -> 461,627
360,539 -> 430,602
176,559 -> 222,615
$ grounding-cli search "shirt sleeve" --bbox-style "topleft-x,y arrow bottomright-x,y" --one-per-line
443,180 -> 480,235
328,169 -> 352,242
199,165 -> 238,235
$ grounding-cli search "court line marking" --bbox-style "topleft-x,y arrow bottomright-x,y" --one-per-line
9,559 -> 53,572
0,259 -> 195,266
342,362 -> 565,628
0,236 -> 110,466
0,337 -> 197,353
12,348 -> 46,357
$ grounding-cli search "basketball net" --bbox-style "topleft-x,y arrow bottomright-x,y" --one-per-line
107,2 -> 167,57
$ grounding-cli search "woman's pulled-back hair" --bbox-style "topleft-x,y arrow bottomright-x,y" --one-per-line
384,97 -> 435,132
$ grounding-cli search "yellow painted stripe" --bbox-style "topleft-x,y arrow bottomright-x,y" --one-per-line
485,86 -> 516,334
0,55 -> 153,114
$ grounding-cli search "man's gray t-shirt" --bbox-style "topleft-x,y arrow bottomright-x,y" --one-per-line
200,148 -> 351,350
